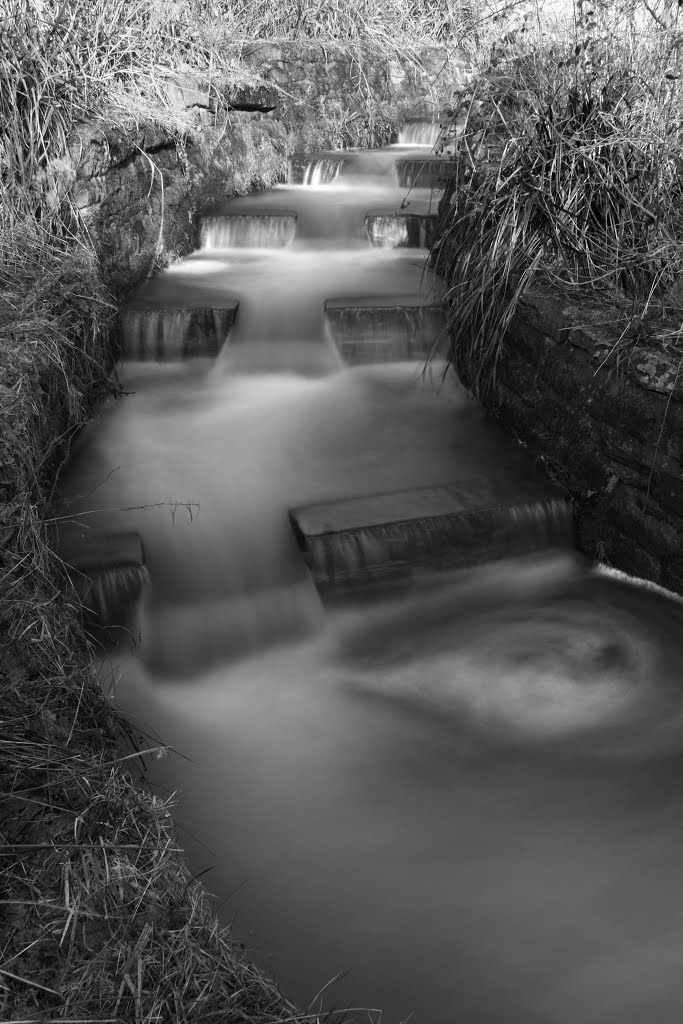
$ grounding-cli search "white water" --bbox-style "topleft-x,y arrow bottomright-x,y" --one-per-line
398,121 -> 442,147
60,120 -> 683,1024
303,156 -> 343,185
200,214 -> 297,249
365,214 -> 410,248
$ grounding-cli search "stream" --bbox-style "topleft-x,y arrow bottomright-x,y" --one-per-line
58,124 -> 683,1023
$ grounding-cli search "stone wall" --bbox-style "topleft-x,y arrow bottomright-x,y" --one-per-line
67,43 -> 464,298
239,41 -> 459,128
478,287 -> 683,594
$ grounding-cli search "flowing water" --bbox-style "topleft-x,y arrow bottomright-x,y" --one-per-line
58,130 -> 683,1023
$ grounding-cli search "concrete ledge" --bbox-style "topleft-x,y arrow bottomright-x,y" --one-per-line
290,483 -> 573,594
58,530 -> 145,572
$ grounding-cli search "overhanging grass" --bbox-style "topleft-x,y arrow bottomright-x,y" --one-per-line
0,224 -> 115,670
2,665 -> 343,1022
433,0 -> 683,396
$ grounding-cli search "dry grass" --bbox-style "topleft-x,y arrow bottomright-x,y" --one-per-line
0,0 -> 253,223
433,0 -> 683,396
206,0 -> 475,47
0,0 -> 481,224
1,656 -> 354,1022
0,224 -> 115,668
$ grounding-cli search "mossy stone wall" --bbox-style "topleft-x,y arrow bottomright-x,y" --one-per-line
479,289 -> 683,594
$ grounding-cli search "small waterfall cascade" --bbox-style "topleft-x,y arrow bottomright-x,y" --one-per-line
201,186 -> 441,251
302,155 -> 344,185
289,143 -> 457,195
200,214 -> 297,249
121,307 -> 236,360
325,304 -> 446,363
397,120 -> 442,146
66,114 -> 573,645
365,214 -> 435,249
396,157 -> 457,190
290,487 -> 573,596
366,215 -> 410,248
58,528 -> 148,632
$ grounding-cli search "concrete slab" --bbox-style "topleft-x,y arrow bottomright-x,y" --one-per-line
58,530 -> 145,572
290,481 -> 573,595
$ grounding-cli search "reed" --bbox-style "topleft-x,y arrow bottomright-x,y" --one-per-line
434,0 -> 683,397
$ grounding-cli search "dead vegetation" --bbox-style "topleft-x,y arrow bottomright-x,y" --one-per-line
433,0 -> 683,396
1,660 -> 336,1022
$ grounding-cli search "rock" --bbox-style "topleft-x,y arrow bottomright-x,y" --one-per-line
157,73 -> 213,111
228,84 -> 279,112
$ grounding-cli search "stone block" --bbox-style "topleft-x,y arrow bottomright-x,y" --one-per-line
158,73 -> 212,110
227,84 -> 279,112
505,320 -> 554,364
609,534 -> 663,585
609,485 -> 681,556
516,292 -> 565,342
632,343 -> 683,401
652,470 -> 683,518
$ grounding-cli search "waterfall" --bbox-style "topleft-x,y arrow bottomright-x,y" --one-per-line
121,307 -> 236,361
200,215 -> 297,249
290,490 -> 573,595
302,157 -> 344,186
326,305 -> 446,363
59,530 -> 148,629
397,121 -> 442,146
365,214 -> 435,249
365,215 -> 409,248
396,157 -> 456,190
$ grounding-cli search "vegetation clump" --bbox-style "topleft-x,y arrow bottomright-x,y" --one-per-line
434,0 -> 683,396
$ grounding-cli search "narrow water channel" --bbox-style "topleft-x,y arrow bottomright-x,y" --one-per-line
58,126 -> 683,1023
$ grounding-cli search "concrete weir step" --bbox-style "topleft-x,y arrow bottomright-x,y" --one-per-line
395,157 -> 457,190
119,249 -> 445,364
121,306 -> 237,360
289,482 -> 574,597
58,530 -> 147,627
325,304 -> 446,363
200,187 -> 440,249
120,257 -> 242,360
288,150 -> 458,191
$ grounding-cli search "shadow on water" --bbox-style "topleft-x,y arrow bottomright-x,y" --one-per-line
57,130 -> 683,1024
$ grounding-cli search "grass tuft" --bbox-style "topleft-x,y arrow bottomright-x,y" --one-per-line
1,663 -> 351,1022
434,0 -> 683,396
